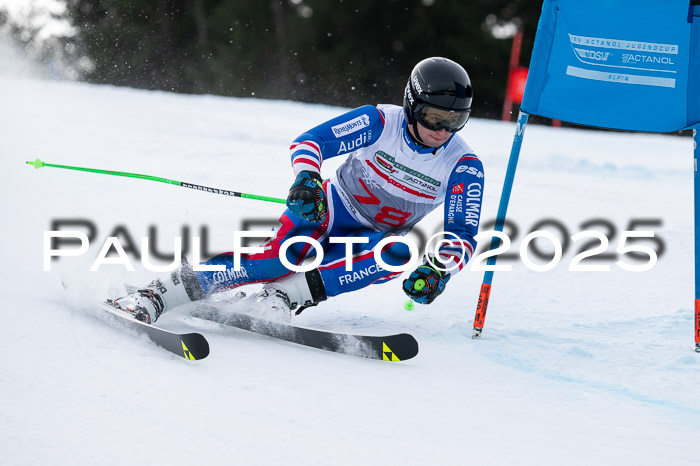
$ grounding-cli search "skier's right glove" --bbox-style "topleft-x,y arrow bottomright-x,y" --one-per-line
287,171 -> 328,223
402,256 -> 451,305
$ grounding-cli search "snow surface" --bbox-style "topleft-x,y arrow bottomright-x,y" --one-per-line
1,75 -> 699,466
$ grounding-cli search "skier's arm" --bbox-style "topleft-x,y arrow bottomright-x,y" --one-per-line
289,105 -> 386,176
402,154 -> 484,305
437,155 -> 485,273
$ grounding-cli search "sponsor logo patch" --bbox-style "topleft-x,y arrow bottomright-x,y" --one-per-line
405,83 -> 414,105
375,151 -> 441,186
331,114 -> 370,138
574,48 -> 610,62
412,76 -> 423,94
212,267 -> 249,284
455,165 -> 484,178
621,53 -> 675,65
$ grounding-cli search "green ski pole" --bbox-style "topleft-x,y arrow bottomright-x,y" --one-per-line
26,158 -> 286,204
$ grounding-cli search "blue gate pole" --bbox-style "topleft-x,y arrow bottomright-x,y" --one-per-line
472,110 -> 530,339
694,127 -> 700,352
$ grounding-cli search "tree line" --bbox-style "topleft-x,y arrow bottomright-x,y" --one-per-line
4,0 -> 545,119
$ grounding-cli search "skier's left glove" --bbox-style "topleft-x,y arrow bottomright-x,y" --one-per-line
287,171 -> 328,223
402,256 -> 451,305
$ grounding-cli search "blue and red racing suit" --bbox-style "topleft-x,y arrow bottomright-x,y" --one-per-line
194,104 -> 484,298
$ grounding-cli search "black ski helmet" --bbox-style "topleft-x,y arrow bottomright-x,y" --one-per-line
403,57 -> 472,133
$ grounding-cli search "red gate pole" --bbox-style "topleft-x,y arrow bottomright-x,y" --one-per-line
501,30 -> 524,122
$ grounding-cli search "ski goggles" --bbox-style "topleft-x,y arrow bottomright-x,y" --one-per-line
415,105 -> 470,133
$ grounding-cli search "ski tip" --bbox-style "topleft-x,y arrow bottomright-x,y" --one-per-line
27,158 -> 45,169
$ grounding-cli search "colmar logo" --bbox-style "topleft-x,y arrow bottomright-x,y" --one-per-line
452,184 -> 464,194
212,267 -> 249,284
331,114 -> 370,138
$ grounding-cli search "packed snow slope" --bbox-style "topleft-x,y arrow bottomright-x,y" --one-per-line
1,76 -> 699,466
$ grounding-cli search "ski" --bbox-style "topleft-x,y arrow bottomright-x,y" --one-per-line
96,302 -> 210,360
189,304 -> 419,361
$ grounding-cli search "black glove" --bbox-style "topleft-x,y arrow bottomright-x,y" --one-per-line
402,256 -> 451,305
286,171 -> 328,223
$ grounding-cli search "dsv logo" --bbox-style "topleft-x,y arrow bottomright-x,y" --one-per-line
574,48 -> 610,61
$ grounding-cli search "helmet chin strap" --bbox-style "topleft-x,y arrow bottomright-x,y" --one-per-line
411,121 -> 425,145
407,120 -> 427,146
408,121 -> 441,154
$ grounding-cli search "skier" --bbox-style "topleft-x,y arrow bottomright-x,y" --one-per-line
109,57 -> 484,323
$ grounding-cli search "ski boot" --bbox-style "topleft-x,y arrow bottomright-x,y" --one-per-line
108,260 -> 204,324
250,269 -> 327,322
